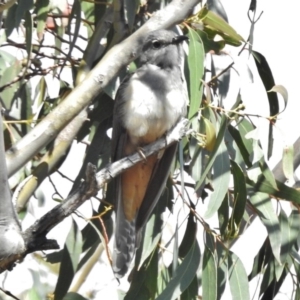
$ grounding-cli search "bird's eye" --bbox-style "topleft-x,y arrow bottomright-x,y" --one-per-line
152,40 -> 161,49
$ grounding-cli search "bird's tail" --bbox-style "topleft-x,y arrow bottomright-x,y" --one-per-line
112,208 -> 136,278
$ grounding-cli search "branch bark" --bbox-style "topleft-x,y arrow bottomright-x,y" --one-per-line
14,108 -> 88,213
6,0 -> 199,177
0,108 -> 25,271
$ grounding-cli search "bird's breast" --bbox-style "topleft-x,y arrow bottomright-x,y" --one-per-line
121,72 -> 186,145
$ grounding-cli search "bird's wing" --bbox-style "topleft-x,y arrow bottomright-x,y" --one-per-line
111,74 -> 138,278
136,143 -> 178,235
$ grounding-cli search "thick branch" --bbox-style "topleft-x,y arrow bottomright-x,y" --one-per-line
6,0 -> 198,177
15,108 -> 88,213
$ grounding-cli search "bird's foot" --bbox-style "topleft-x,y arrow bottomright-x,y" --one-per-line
137,147 -> 147,163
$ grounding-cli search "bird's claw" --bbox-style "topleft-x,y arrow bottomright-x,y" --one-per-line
137,147 -> 147,162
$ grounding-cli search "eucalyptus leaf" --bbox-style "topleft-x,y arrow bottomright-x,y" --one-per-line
156,240 -> 201,300
187,27 -> 205,119
54,219 -> 83,300
228,252 -> 250,300
249,192 -> 281,263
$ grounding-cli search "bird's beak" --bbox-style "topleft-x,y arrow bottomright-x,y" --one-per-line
172,35 -> 189,44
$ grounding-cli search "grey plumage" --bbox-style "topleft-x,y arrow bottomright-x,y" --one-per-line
111,29 -> 188,278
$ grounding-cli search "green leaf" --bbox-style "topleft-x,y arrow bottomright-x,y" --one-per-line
197,29 -> 225,53
268,84 -> 288,115
227,125 -> 252,168
230,160 -> 247,229
248,238 -> 272,281
181,275 -> 198,300
54,219 -> 83,300
203,117 -> 216,151
252,50 -> 278,118
18,83 -> 33,135
0,60 -> 23,109
218,193 -> 229,238
26,288 -> 40,300
249,192 -> 281,263
258,159 -> 277,190
260,267 -> 288,300
125,248 -> 158,300
179,210 -> 197,258
259,259 -> 275,296
189,118 -> 206,186
237,119 -> 255,159
199,6 -> 244,46
0,49 -> 16,65
279,209 -> 290,264
252,50 -> 278,159
156,240 -> 201,300
204,138 -> 230,218
5,4 -> 18,37
195,114 -> 227,190
136,187 -> 168,269
282,145 -> 294,183
228,252 -> 250,300
156,265 -> 171,296
187,27 -> 205,119
77,242 -> 99,271
207,0 -> 228,21
216,242 -> 228,300
279,209 -> 300,266
274,255 -> 285,282
16,0 -> 34,29
248,176 -> 300,204
24,10 -> 33,67
36,0 -> 50,41
67,0 -> 81,62
124,0 -> 140,32
202,244 -> 217,300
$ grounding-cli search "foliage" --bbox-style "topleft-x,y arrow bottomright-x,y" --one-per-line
0,0 -> 298,299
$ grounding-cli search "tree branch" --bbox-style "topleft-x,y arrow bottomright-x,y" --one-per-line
6,0 -> 198,177
1,119 -> 189,272
14,108 -> 88,213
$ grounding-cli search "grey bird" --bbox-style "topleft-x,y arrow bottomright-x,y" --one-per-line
111,29 -> 188,278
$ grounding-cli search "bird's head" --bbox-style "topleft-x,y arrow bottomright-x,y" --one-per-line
138,30 -> 188,69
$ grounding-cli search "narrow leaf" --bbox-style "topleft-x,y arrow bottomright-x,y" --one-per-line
248,177 -> 300,204
203,117 -> 216,151
187,27 -> 205,119
54,220 -> 82,300
282,145 -> 294,183
268,84 -> 288,115
248,238 -> 272,281
279,209 -> 290,264
136,187 -> 168,269
228,252 -> 250,300
204,139 -> 230,218
200,7 -> 244,45
180,275 -> 198,300
249,192 -> 281,263
156,240 -> 201,300
179,211 -> 197,258
252,50 -> 278,158
230,160 -> 247,227
195,114 -> 228,190
16,0 -> 34,29
202,245 -> 217,300
218,193 -> 229,238
259,257 -> 275,296
36,0 -> 50,41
